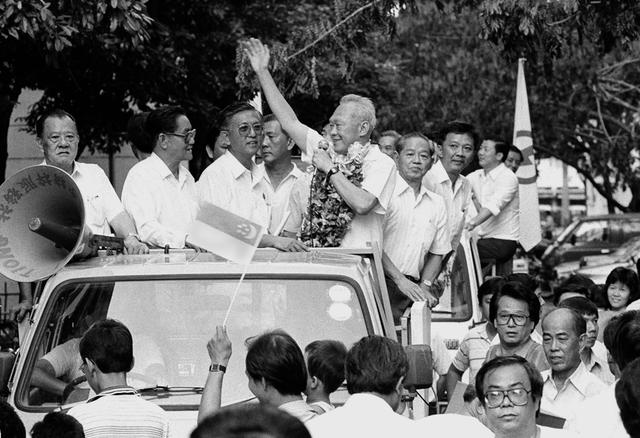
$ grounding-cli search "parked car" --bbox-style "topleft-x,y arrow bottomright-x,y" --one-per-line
541,213 -> 640,279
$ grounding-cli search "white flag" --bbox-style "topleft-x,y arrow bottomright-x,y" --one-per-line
513,58 -> 542,252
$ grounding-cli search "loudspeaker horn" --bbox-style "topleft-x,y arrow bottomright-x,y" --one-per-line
0,165 -> 86,282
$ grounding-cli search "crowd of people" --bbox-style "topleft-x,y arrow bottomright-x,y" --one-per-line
3,36 -> 640,437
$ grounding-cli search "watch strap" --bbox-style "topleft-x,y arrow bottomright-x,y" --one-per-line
209,363 -> 227,373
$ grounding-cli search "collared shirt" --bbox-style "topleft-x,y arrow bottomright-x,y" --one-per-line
279,399 -> 317,423
467,163 -> 519,241
306,393 -> 416,438
451,323 -> 495,385
383,173 -> 451,278
414,414 -> 493,438
122,153 -> 198,248
197,151 -> 270,228
304,129 -> 397,248
570,381 -> 627,437
68,386 -> 169,438
41,161 -> 124,236
540,363 -> 607,423
423,160 -> 472,251
583,342 -> 615,385
283,172 -> 312,235
485,337 -> 550,372
258,162 -> 305,234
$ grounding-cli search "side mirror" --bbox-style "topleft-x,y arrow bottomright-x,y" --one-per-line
403,344 -> 433,390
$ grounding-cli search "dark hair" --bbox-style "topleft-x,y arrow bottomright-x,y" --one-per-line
31,412 -> 84,438
553,274 -> 594,305
394,132 -> 435,155
126,112 -> 153,155
245,330 -> 307,396
505,273 -> 537,294
542,308 -> 586,337
380,130 -> 401,142
478,277 -> 505,302
191,404 -> 310,438
263,113 -> 290,138
604,310 -> 640,371
508,145 -> 524,161
0,400 -> 25,438
490,281 -> 541,327
305,340 -> 347,394
604,267 -> 640,309
438,120 -> 480,150
345,335 -> 408,395
475,355 -> 543,408
485,140 -> 510,162
615,357 -> 640,438
36,109 -> 76,138
219,102 -> 261,130
79,319 -> 133,373
463,385 -> 478,403
145,106 -> 186,145
559,296 -> 598,318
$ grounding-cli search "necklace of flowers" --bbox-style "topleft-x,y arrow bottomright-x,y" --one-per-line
300,141 -> 371,247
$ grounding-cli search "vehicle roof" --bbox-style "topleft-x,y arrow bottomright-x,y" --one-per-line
575,213 -> 640,221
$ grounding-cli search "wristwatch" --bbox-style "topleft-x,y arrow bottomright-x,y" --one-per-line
325,165 -> 340,182
421,279 -> 433,288
209,363 -> 227,373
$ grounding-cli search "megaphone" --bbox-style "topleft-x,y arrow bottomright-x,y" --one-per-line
0,165 -> 122,282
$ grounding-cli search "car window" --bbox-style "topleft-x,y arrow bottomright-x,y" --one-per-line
572,220 -> 610,244
433,248 -> 473,322
20,277 -> 368,409
620,219 -> 640,239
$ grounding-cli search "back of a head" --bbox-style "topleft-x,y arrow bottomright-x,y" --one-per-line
559,296 -> 598,318
604,310 -> 640,371
615,357 -> 640,438
191,404 -> 310,438
126,112 -> 153,154
490,281 -> 541,326
79,319 -> 133,373
0,400 -> 25,438
31,412 -> 85,438
478,276 -> 505,302
305,340 -> 348,394
437,120 -> 480,150
145,106 -> 186,146
505,273 -> 537,294
553,274 -> 594,305
345,335 -> 408,395
246,330 -> 307,396
339,94 -> 377,131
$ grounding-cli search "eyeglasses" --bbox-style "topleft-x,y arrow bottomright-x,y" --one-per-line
234,123 -> 264,137
163,129 -> 196,143
496,313 -> 529,326
47,133 -> 78,145
79,361 -> 88,374
484,388 -> 531,408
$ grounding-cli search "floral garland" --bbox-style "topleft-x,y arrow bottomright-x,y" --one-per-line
299,142 -> 370,247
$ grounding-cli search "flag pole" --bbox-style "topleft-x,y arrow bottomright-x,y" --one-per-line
223,262 -> 251,327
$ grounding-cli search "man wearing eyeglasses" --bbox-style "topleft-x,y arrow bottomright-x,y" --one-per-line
197,103 -> 307,251
475,355 -> 577,438
122,106 -> 200,248
485,281 -> 550,373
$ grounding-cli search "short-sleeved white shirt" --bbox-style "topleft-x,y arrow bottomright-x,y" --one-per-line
197,151 -> 269,228
383,174 -> 451,278
423,160 -> 472,251
304,129 -> 397,248
467,163 -> 519,241
41,161 -> 124,236
257,162 -> 306,234
122,153 -> 199,248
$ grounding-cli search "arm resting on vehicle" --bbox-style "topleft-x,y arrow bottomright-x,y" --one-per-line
30,359 -> 66,397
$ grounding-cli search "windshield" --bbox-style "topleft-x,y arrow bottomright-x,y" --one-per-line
614,236 -> 640,259
19,277 -> 368,410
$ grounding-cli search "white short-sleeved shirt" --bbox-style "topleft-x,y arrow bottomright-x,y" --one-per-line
283,173 -> 312,234
41,161 -> 124,236
122,153 -> 199,248
467,163 -> 519,241
423,160 -> 472,251
414,414 -> 493,438
540,363 -> 607,424
197,151 -> 269,228
570,382 -> 627,437
258,163 -> 306,234
304,129 -> 397,248
383,174 -> 451,278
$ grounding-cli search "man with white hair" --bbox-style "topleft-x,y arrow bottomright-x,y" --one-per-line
245,39 -> 396,248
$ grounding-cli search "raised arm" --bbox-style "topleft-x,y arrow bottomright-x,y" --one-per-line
244,38 -> 311,152
198,326 -> 232,423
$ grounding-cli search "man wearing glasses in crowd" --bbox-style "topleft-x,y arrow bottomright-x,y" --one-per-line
475,355 -> 576,438
485,281 -> 549,372
197,103 -> 307,251
122,106 -> 200,248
